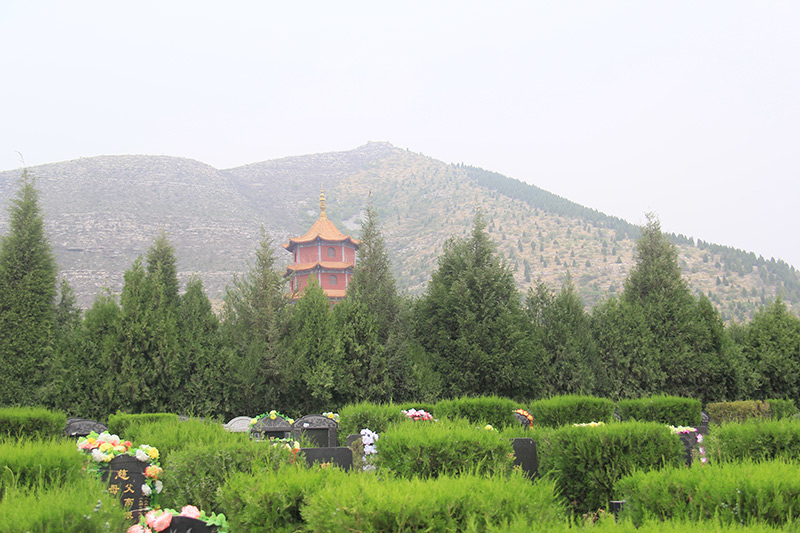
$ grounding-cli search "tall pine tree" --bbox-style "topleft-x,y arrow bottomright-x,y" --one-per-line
0,171 -> 58,406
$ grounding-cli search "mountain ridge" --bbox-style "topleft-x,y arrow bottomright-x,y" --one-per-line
0,142 -> 796,321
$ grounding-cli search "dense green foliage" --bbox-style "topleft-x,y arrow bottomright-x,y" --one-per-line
544,421 -> 685,515
0,406 -> 65,439
433,395 -> 518,429
303,471 -> 564,532
0,438 -> 85,499
3,182 -> 800,426
527,395 -> 615,428
706,418 -> 800,463
616,460 -> 800,527
616,395 -> 702,426
375,417 -> 515,479
0,172 -> 58,407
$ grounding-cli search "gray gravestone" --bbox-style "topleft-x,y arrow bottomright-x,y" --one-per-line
101,454 -> 150,522
250,415 -> 292,441
223,416 -> 252,433
301,447 -> 353,471
292,415 -> 338,447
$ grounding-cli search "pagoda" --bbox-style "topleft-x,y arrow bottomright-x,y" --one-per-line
283,190 -> 359,305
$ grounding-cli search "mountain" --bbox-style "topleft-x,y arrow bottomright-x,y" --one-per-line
1,142 -> 797,321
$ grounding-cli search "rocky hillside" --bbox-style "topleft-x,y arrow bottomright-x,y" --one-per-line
1,142 -> 797,321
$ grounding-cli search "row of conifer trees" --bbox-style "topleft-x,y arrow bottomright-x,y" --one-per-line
1,172 -> 799,420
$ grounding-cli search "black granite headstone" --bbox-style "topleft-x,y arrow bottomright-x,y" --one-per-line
510,438 -> 538,479
292,415 -> 338,447
250,415 -> 292,441
63,418 -> 108,438
163,516 -> 217,533
678,432 -> 698,467
101,454 -> 150,522
301,447 -> 353,471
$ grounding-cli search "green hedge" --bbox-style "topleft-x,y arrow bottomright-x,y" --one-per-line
337,402 -> 436,444
433,395 -> 518,429
162,438 -> 302,513
120,417 -> 242,465
375,417 -> 514,479
219,464 -> 342,533
707,418 -> 800,463
0,475 -> 128,532
528,395 -> 615,428
706,400 -> 797,424
0,407 -> 66,440
616,460 -> 800,528
483,515 -> 790,532
0,439 -> 85,501
546,421 -> 684,515
616,395 -> 702,426
106,412 -> 180,436
304,471 -> 564,532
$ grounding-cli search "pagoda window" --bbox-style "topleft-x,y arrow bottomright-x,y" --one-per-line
327,247 -> 336,258
330,274 -> 338,285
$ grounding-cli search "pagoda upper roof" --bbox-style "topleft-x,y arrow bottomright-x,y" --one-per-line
284,261 -> 355,277
283,189 -> 359,251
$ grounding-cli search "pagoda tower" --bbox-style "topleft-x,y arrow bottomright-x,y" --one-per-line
283,189 -> 359,305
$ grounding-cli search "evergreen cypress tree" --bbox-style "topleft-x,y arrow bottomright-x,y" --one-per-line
347,204 -> 399,343
280,280 -> 345,415
0,171 -> 58,406
220,230 -> 287,416
415,211 -> 533,399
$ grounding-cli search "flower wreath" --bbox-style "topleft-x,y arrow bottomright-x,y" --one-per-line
128,505 -> 229,533
513,409 -> 535,428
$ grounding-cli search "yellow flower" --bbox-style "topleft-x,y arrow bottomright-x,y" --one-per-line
99,442 -> 113,453
147,448 -> 159,460
484,424 -> 494,431
270,413 -> 277,420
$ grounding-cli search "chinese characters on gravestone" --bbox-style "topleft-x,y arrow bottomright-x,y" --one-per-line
102,455 -> 150,522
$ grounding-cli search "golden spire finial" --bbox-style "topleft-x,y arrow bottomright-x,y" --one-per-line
319,187 -> 327,219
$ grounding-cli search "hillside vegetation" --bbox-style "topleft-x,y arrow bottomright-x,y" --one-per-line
0,142 -> 797,320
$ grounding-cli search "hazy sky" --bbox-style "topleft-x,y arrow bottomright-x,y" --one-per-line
2,2 -> 798,267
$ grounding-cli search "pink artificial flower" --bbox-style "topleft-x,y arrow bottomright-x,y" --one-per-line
696,433 -> 704,444
701,456 -> 708,464
180,505 -> 201,519
151,511 -> 173,532
127,525 -> 152,533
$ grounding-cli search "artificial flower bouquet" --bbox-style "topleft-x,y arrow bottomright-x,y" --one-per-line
573,421 -> 605,427
127,505 -> 229,533
77,431 -> 133,462
402,408 -> 434,421
322,411 -> 340,423
249,409 -> 295,426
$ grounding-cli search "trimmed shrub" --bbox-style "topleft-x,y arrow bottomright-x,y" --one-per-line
484,515 -> 790,532
528,395 -> 615,428
218,464 -> 343,533
0,475 -> 128,532
0,439 -> 85,501
162,437 -> 302,513
337,402 -> 412,444
0,407 -> 66,440
304,471 -> 565,532
121,417 -> 241,465
616,395 -> 702,426
616,460 -> 800,528
707,418 -> 800,463
106,412 -> 179,436
547,421 -> 684,515
376,417 -> 514,479
434,395 -> 518,428
704,399 -> 796,424
765,399 -> 798,419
